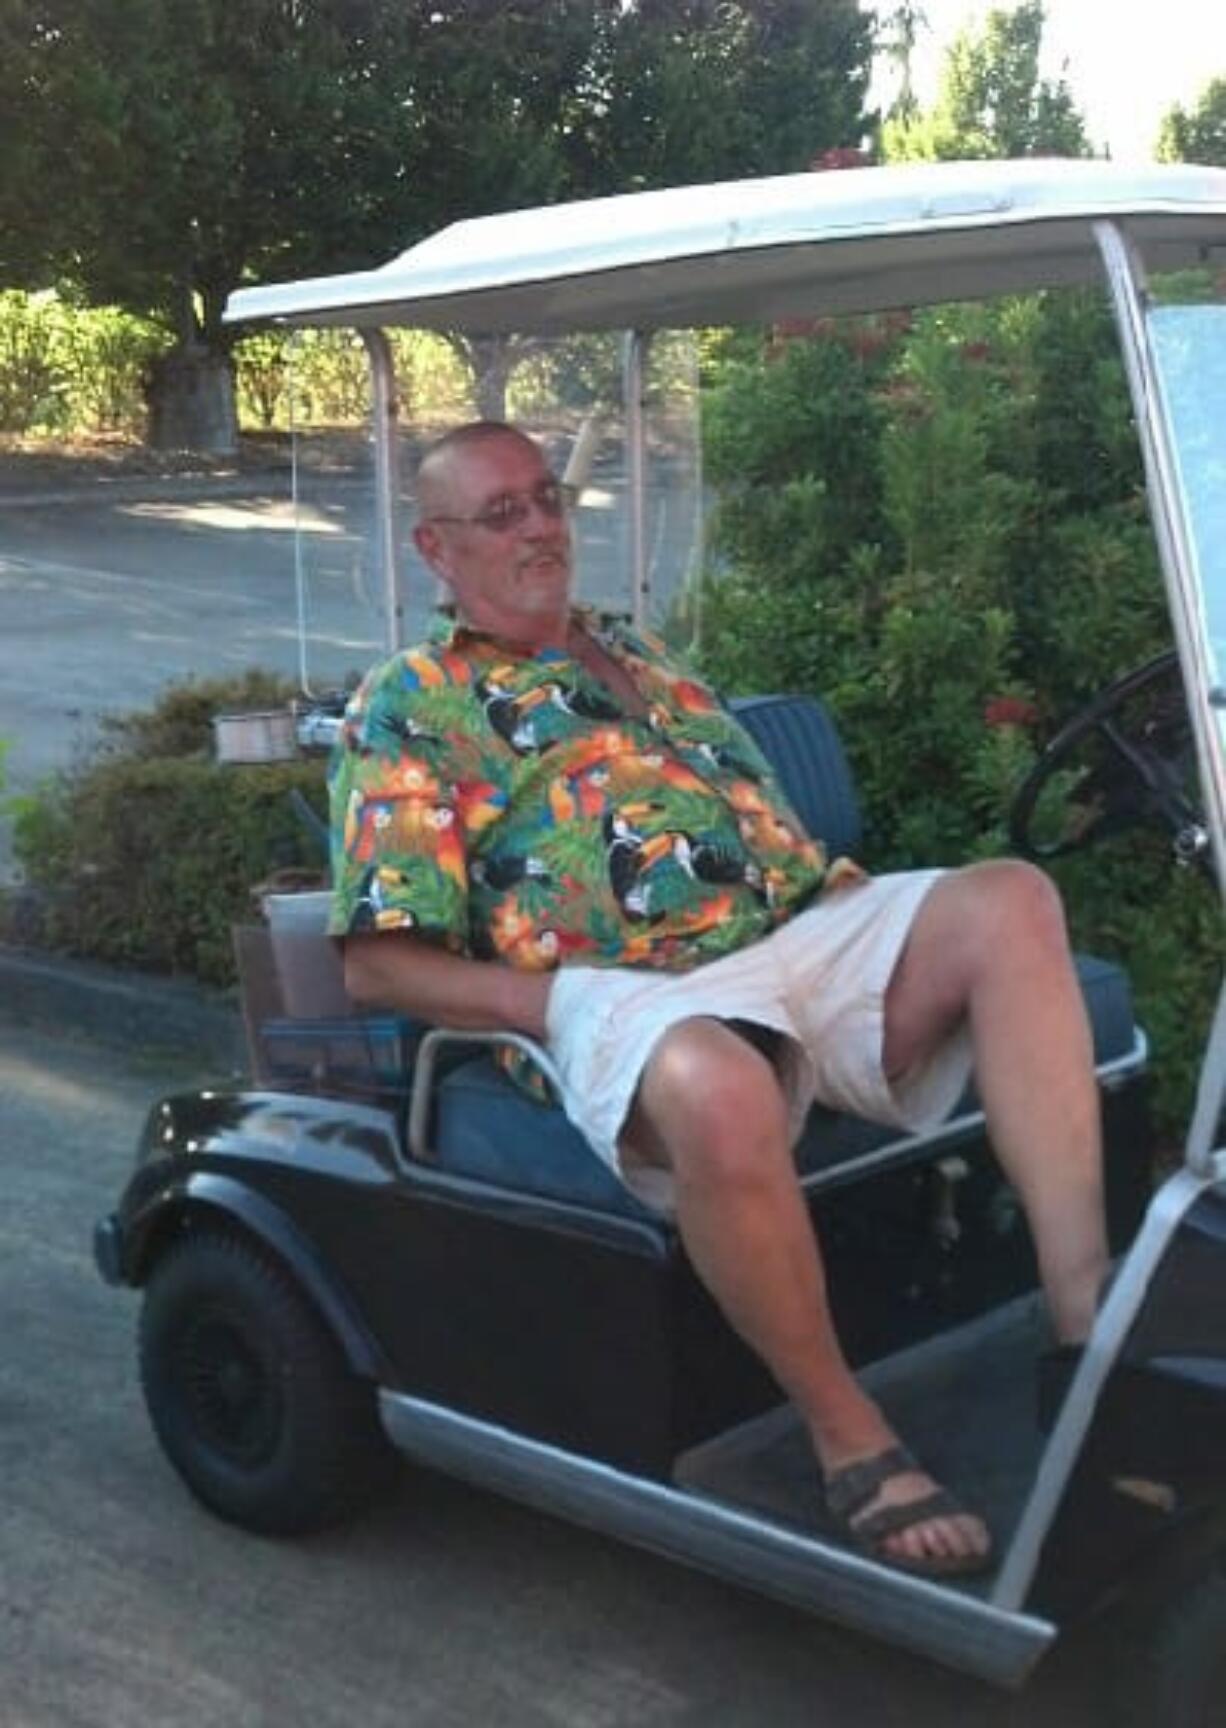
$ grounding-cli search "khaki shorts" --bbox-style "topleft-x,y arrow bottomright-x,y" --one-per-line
544,870 -> 973,1208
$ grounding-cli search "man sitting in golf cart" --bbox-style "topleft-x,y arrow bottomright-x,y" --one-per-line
327,419 -> 1109,1579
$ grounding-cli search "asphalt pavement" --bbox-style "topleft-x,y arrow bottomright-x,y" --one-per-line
0,951 -> 1100,1728
0,474 -> 393,826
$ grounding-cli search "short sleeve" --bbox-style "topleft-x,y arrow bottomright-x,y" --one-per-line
327,663 -> 472,949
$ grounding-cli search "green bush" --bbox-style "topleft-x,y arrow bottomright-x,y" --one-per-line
700,307 -> 1037,864
233,327 -> 473,431
1050,840 -> 1224,1138
0,290 -> 166,437
94,668 -> 297,761
698,291 -> 1214,1138
58,302 -> 169,434
0,291 -> 63,432
9,676 -> 328,987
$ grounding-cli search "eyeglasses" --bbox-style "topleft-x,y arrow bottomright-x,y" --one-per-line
424,476 -> 568,534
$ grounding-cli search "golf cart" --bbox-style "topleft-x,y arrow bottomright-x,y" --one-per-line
95,159 -> 1226,1722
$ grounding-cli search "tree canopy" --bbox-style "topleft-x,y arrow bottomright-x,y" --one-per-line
1157,76 -> 1226,168
882,1 -> 1088,162
2,0 -> 874,348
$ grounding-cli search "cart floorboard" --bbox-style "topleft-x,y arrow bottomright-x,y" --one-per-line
675,1295 -> 1049,1601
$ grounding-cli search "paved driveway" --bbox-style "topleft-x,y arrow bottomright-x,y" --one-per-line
0,470 -> 698,883
0,1011 -> 1099,1728
0,479 -> 403,799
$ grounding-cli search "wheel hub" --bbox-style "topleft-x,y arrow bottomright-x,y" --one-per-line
181,1313 -> 281,1466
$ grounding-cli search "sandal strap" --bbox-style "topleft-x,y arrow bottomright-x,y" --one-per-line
824,1444 -> 918,1520
847,1487 -> 964,1545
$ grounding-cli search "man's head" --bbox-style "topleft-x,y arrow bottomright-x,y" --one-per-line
412,422 -> 573,648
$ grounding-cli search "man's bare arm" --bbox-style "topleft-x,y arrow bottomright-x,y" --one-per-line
342,931 -> 552,1042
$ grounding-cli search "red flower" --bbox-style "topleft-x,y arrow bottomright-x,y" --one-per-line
984,696 -> 1040,728
849,326 -> 890,360
773,315 -> 826,341
766,314 -> 837,360
810,147 -> 871,173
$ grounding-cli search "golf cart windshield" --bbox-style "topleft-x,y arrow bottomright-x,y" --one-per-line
1149,302 -> 1226,690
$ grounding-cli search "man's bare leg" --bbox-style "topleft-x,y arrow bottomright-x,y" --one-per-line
629,1018 -> 990,1569
883,860 -> 1109,1345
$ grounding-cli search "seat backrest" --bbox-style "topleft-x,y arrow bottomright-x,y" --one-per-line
729,694 -> 862,857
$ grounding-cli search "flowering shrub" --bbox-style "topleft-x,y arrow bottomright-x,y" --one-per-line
699,288 -> 1218,1132
983,696 -> 1040,729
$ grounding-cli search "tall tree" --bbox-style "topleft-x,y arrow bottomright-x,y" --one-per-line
878,3 -> 928,126
581,1 -> 872,191
882,1 -> 1089,162
1157,77 -> 1226,168
2,0 -> 434,445
0,4 -> 51,283
1,0 -> 873,449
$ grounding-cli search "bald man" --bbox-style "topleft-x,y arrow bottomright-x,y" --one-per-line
329,421 -> 1109,1576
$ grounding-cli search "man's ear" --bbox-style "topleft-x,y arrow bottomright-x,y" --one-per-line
413,521 -> 456,606
413,520 -> 446,573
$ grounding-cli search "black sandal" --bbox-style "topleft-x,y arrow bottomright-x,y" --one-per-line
824,1444 -> 994,1578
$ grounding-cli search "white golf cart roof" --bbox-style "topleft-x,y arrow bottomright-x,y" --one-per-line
224,157 -> 1226,334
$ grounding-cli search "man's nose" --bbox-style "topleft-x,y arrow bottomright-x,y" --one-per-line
521,496 -> 565,533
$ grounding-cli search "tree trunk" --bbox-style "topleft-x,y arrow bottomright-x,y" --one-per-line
469,335 -> 514,422
146,338 -> 239,455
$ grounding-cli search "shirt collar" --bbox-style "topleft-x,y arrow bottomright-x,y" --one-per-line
429,604 -> 625,657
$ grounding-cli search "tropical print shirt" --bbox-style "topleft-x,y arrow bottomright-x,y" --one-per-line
328,609 -> 837,1092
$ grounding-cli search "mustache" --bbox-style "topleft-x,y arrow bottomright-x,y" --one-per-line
516,548 -> 570,571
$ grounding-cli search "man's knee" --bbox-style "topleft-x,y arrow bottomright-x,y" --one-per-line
634,1019 -> 790,1183
958,859 -> 1070,955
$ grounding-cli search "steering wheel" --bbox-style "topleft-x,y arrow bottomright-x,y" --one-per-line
1008,651 -> 1209,866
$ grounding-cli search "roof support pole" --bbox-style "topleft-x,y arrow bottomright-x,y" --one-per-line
985,222 -> 1226,1614
1095,221 -> 1226,898
1096,219 -> 1226,1178
361,329 -> 404,655
622,331 -> 650,629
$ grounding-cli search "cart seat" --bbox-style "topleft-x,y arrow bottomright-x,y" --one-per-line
728,693 -> 861,858
426,695 -> 1145,1218
430,949 -> 1139,1217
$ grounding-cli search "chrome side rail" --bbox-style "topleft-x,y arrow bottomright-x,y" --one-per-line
407,1024 -> 1146,1191
407,1027 -> 562,1163
380,1389 -> 1055,1688
800,1031 -> 1147,1197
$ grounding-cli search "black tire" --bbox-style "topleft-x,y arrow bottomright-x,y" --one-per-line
139,1227 -> 396,1535
1108,1555 -> 1226,1728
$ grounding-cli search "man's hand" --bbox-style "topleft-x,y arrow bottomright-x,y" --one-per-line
342,931 -> 553,1041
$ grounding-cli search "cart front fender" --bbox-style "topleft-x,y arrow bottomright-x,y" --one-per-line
104,1168 -> 393,1384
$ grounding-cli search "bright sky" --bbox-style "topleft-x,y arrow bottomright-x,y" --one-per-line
871,1 -> 1226,161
